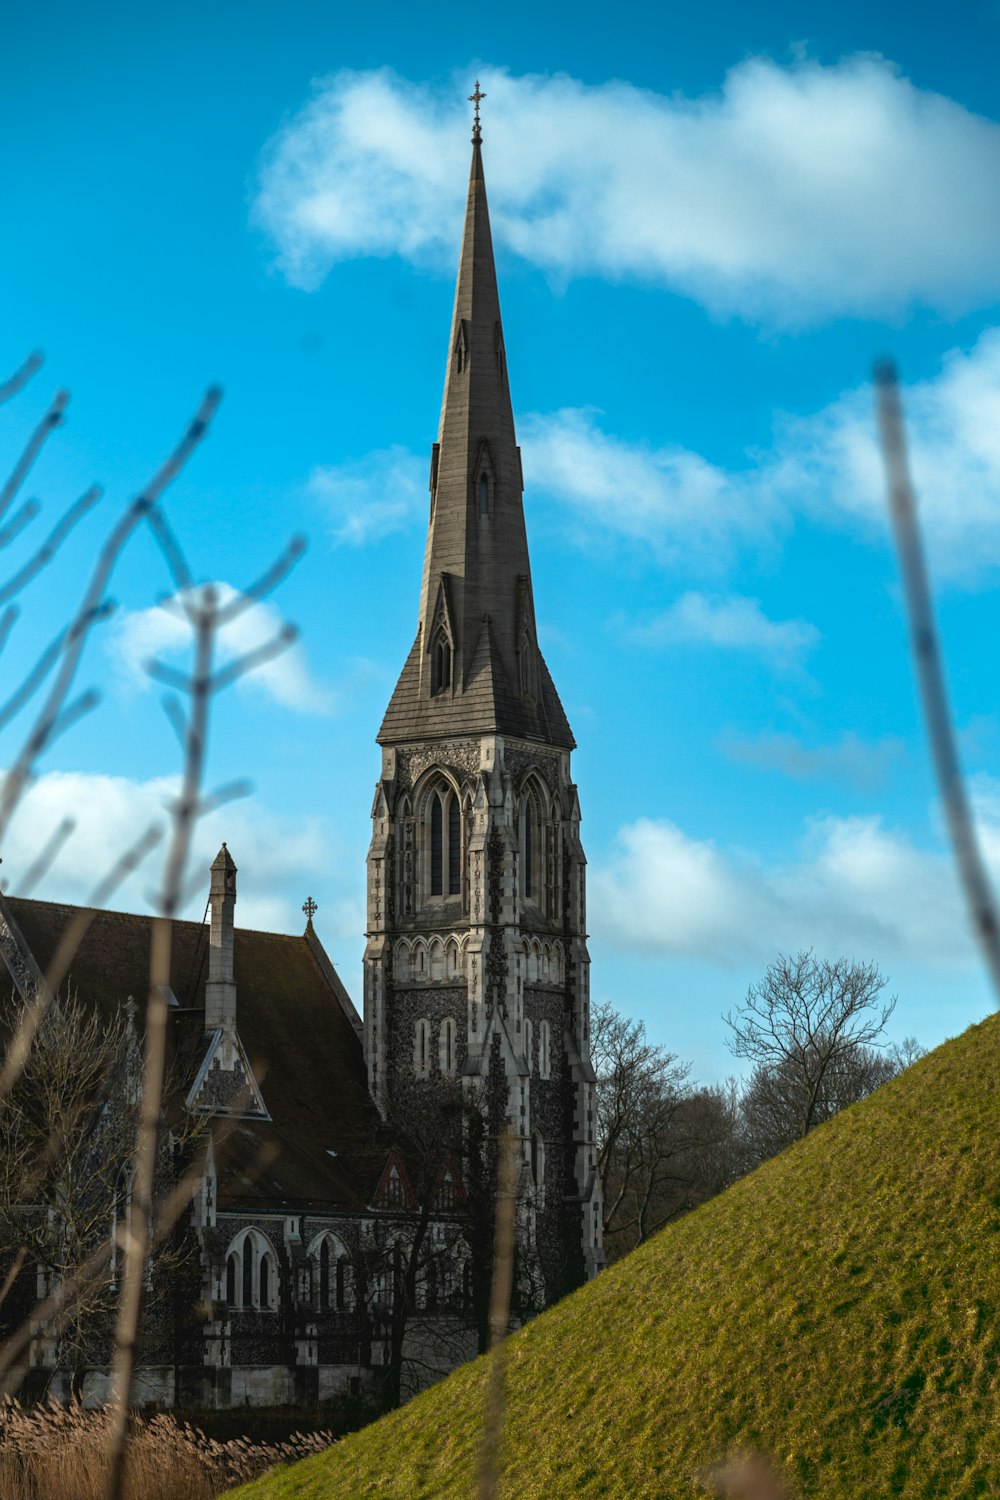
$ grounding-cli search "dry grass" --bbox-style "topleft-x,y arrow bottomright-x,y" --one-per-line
0,1397 -> 333,1500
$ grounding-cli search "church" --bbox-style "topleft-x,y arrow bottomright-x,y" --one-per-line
0,103 -> 604,1409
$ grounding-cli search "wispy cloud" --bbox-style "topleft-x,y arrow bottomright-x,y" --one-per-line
109,583 -> 335,715
307,329 -> 1000,585
539,330 -> 1000,583
520,408 -> 771,571
306,446 -> 426,545
1,768 -> 330,934
626,592 -> 820,671
589,798 -> 996,969
721,729 -> 905,792
254,58 -> 1000,322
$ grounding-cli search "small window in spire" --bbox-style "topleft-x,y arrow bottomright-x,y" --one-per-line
479,473 -> 490,516
431,634 -> 451,695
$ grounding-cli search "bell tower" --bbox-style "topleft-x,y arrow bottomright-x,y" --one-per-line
364,97 -> 604,1293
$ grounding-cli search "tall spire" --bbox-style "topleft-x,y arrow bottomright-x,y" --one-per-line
378,104 -> 573,749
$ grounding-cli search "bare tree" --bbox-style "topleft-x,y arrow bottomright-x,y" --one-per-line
725,952 -> 898,1162
0,986 -> 198,1398
592,1000 -> 710,1259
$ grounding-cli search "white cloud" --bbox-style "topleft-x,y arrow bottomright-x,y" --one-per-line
531,329 -> 1000,583
721,730 -> 905,792
520,409 -> 768,570
770,328 -> 1000,582
307,446 -> 426,545
590,805 -> 982,970
627,592 -> 819,670
289,327 -> 1000,584
109,583 -> 335,714
1,768 -> 330,935
254,58 -> 1000,322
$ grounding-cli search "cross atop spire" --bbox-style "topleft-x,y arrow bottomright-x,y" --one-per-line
468,80 -> 486,142
302,896 -> 318,927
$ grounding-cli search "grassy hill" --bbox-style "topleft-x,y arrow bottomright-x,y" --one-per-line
231,1013 -> 1000,1498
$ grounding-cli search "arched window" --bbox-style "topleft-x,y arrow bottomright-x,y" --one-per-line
431,634 -> 451,695
479,473 -> 490,516
241,1233 -> 253,1308
440,1017 -> 457,1076
319,1237 -> 330,1308
310,1233 -> 350,1311
226,1228 -> 278,1311
430,794 -> 443,895
539,1020 -> 551,1080
424,783 -> 463,902
448,795 -> 461,895
531,1131 -> 546,1207
524,1019 -> 533,1074
415,1018 -> 431,1077
523,800 -> 534,899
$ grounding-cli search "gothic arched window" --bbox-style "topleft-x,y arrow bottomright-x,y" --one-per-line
241,1233 -> 253,1308
448,795 -> 461,895
523,799 -> 534,899
415,1018 -> 431,1077
226,1254 -> 237,1307
430,794 -> 443,895
440,1017 -> 457,1076
424,783 -> 463,903
524,1018 -> 533,1074
260,1252 -> 272,1309
336,1255 -> 347,1310
431,634 -> 451,696
531,1130 -> 546,1206
478,472 -> 490,516
539,1020 -> 551,1080
319,1237 -> 330,1308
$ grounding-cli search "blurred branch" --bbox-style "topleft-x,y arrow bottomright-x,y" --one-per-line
0,390 -> 67,523
477,1128 -> 517,1500
0,353 -> 43,406
0,386 -> 221,847
875,360 -> 1000,1000
0,485 -> 102,603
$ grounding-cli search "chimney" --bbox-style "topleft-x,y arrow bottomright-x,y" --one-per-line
205,843 -> 237,1028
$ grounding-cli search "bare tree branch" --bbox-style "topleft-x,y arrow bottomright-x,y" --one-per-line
875,359 -> 1000,1000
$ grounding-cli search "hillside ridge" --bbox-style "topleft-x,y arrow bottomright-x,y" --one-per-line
231,1012 -> 1000,1498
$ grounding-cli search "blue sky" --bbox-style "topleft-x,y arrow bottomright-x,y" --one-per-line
2,0 -> 1000,1082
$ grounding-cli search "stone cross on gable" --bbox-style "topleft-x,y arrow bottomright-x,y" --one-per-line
302,896 -> 318,926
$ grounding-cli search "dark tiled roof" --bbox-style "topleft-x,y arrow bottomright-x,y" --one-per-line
6,898 -> 388,1214
378,622 -> 574,749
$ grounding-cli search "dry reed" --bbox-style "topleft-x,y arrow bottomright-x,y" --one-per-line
0,1396 -> 333,1500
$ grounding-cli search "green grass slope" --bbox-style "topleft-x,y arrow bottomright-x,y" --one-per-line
232,1014 -> 1000,1499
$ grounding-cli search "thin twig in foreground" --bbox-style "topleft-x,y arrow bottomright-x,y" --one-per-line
874,360 -> 1000,1000
0,386 -> 221,847
104,922 -> 170,1500
477,1128 -> 517,1500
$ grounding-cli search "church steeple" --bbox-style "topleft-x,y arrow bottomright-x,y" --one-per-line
378,115 -> 574,749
